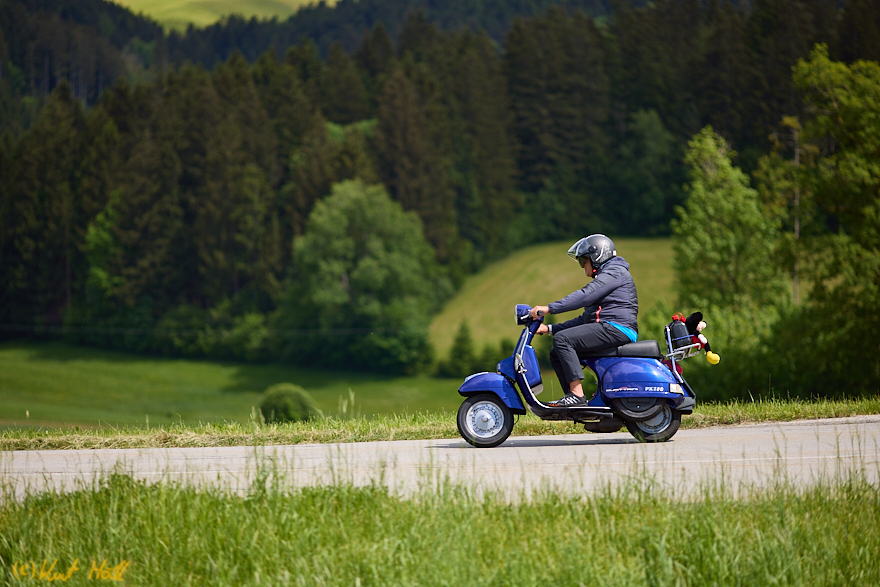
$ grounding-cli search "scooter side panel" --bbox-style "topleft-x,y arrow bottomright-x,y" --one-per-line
585,357 -> 689,407
458,372 -> 527,414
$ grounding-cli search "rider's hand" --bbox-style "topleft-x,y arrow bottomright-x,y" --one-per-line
536,324 -> 549,336
530,305 -> 549,320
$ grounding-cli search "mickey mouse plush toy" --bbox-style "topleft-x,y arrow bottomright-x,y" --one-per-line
684,311 -> 721,365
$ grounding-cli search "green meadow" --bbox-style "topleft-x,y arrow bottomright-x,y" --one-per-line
112,0 -> 329,31
429,237 -> 674,357
0,342 -> 456,428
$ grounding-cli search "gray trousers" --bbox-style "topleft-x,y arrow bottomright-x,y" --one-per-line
549,322 -> 630,391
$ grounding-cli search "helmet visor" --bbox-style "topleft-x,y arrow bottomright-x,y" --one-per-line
567,237 -> 589,262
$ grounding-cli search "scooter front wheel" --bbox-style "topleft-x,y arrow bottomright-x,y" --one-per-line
457,394 -> 514,448
625,403 -> 681,443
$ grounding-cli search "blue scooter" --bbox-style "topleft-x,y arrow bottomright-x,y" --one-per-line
455,305 -> 699,447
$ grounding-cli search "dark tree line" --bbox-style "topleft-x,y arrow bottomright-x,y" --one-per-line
164,0 -> 615,68
0,0 -> 164,136
2,0 -> 880,373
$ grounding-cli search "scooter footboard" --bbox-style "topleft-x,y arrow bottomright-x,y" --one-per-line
458,372 -> 527,415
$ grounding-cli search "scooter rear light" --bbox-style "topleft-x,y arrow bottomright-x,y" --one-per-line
669,384 -> 683,394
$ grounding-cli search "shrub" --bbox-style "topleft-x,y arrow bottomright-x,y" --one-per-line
259,384 -> 320,423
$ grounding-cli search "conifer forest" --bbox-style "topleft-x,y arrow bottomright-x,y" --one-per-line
1,0 -> 878,395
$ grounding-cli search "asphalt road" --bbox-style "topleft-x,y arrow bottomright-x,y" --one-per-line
5,416 -> 879,500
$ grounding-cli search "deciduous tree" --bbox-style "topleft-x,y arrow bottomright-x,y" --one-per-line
672,126 -> 787,309
274,179 -> 449,373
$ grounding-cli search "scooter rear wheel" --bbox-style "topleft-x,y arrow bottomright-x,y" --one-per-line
625,403 -> 681,443
457,394 -> 514,448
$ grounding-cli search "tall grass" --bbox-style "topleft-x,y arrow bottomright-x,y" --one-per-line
1,466 -> 877,586
3,395 -> 879,451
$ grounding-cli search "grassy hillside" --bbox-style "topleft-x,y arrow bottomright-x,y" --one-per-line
113,0 -> 332,30
0,342 -> 457,428
429,238 -> 674,358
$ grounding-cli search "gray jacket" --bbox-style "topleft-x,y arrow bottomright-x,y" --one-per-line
547,256 -> 639,333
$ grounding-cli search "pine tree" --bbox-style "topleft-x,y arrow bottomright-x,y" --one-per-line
695,0 -> 751,149
285,38 -> 325,110
611,109 -> 683,235
397,11 -> 443,61
213,51 -> 279,185
375,64 -> 457,258
323,42 -> 370,124
439,321 -> 477,378
279,113 -> 338,239
834,0 -> 880,63
505,9 -> 609,190
0,130 -> 14,330
110,126 -> 186,312
445,30 -> 520,261
194,109 -> 280,306
5,81 -> 86,326
609,0 -> 702,141
163,61 -> 281,308
743,0 -> 831,154
355,22 -> 396,102
251,49 -> 316,192
77,105 -> 122,239
504,9 -> 610,232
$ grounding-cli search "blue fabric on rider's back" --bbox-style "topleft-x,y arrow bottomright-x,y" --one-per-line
607,321 -> 637,343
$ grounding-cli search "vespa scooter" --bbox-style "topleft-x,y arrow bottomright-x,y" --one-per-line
455,305 -> 700,447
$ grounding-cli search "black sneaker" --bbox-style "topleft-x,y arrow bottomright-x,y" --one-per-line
547,394 -> 587,407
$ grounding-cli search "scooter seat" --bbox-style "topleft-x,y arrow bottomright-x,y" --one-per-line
581,340 -> 663,360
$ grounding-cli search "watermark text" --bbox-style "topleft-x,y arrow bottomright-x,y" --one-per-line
11,559 -> 130,582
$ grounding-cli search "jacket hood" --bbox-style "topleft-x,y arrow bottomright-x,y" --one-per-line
598,256 -> 629,273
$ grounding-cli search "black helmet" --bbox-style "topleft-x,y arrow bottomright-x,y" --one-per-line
567,234 -> 616,269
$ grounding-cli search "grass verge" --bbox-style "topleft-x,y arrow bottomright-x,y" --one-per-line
1,468 -> 877,586
2,396 -> 878,451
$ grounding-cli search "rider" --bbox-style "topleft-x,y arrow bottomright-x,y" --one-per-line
529,234 -> 639,407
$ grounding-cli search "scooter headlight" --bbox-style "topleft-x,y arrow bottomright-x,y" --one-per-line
669,384 -> 683,395
515,304 -> 532,325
